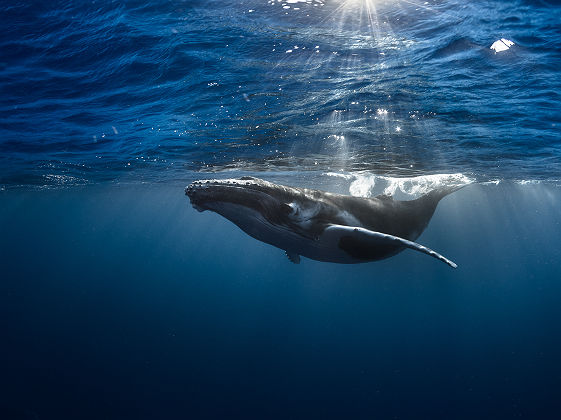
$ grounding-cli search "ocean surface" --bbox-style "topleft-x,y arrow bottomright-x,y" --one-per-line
1,0 -> 561,418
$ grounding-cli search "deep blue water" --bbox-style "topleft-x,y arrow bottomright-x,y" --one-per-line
2,183 -> 561,419
2,0 -> 561,419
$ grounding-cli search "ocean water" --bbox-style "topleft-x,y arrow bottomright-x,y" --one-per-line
1,0 -> 561,418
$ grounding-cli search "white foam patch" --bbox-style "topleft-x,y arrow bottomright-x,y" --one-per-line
481,180 -> 501,186
324,172 -> 473,199
516,179 -> 541,185
490,38 -> 514,53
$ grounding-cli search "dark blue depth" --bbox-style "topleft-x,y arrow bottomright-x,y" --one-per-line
1,183 -> 561,419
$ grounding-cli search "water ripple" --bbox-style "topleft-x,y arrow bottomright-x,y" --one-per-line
1,0 -> 560,187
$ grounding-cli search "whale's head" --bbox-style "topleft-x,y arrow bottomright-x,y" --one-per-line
187,177 -> 280,210
185,176 -> 317,228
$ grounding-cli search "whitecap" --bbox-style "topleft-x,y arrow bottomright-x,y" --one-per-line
490,38 -> 514,53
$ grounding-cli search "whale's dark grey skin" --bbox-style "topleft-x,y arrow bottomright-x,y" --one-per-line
185,177 -> 459,268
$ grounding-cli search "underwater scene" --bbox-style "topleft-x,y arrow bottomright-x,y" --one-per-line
1,0 -> 561,418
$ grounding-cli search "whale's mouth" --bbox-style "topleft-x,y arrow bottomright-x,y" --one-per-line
185,177 -> 275,213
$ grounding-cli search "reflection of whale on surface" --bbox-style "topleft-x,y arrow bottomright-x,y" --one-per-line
185,177 -> 460,268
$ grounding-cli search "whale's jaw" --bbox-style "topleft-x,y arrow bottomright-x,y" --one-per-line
185,177 -> 312,254
185,177 -> 297,220
186,177 -> 272,211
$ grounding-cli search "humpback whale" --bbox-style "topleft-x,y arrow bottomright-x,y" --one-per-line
185,177 -> 460,268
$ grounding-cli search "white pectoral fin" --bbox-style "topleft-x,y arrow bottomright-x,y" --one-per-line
325,225 -> 457,269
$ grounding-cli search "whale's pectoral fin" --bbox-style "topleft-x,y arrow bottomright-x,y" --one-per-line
327,225 -> 457,268
285,250 -> 301,264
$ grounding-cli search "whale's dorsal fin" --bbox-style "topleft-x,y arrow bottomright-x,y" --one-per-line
326,224 -> 457,268
285,251 -> 301,264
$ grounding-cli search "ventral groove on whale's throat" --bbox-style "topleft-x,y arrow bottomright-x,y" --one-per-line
185,177 -> 461,268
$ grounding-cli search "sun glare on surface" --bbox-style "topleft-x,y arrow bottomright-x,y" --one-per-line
269,0 -> 447,174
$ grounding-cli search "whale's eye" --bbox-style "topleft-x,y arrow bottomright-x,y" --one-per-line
281,203 -> 300,216
281,202 -> 300,217
281,203 -> 293,215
